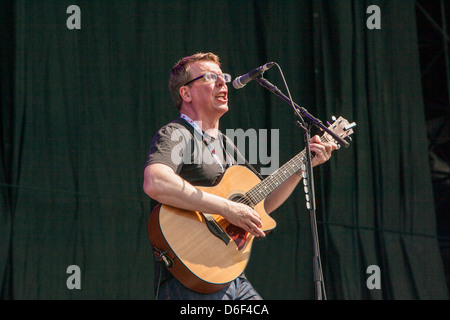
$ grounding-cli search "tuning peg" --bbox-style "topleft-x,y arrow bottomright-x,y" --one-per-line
331,116 -> 337,122
348,136 -> 352,141
344,122 -> 357,131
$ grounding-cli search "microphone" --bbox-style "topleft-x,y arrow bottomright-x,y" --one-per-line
232,62 -> 275,89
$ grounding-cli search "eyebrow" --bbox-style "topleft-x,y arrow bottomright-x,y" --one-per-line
201,70 -> 221,73
190,70 -> 222,79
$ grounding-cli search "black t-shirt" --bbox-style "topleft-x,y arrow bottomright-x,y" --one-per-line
146,117 -> 236,187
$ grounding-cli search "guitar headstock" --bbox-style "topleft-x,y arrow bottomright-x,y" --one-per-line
322,116 -> 356,148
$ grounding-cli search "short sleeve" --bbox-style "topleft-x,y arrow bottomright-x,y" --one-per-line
145,123 -> 193,175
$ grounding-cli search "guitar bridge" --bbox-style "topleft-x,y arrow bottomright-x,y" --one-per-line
202,213 -> 231,246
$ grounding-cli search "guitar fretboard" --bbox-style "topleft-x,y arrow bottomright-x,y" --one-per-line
245,135 -> 330,206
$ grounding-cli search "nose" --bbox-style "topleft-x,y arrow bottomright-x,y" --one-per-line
216,74 -> 227,86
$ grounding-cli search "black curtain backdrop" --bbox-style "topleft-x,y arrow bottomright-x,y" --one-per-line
0,0 -> 448,300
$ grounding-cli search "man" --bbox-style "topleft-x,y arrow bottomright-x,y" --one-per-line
143,52 -> 336,299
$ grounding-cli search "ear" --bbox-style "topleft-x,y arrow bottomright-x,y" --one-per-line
179,86 -> 192,103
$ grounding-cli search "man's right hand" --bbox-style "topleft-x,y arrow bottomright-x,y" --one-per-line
222,201 -> 266,238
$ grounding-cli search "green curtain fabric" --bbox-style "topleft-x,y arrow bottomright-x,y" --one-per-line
0,0 -> 447,299
0,0 -> 14,299
312,0 -> 447,299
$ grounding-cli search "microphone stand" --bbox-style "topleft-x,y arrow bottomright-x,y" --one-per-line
254,77 -> 349,149
255,76 -> 327,300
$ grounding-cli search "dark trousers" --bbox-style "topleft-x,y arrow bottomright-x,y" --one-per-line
155,263 -> 262,300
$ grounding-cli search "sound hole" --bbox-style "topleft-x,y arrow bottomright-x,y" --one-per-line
229,193 -> 253,208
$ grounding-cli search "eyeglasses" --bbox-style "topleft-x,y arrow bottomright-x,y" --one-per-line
183,72 -> 232,86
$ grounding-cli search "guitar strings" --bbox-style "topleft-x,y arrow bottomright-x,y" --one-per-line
239,134 -> 332,207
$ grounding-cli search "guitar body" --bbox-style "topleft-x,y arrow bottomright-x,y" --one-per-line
148,165 -> 277,294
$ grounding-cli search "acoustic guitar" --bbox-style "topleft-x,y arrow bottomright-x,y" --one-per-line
148,116 -> 355,293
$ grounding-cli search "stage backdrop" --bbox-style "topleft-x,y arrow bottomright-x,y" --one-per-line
1,0 -> 448,299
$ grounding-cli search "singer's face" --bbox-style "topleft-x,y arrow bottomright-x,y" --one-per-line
186,61 -> 229,117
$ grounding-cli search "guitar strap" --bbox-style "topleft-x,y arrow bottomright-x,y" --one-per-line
221,134 -> 263,180
178,117 -> 263,180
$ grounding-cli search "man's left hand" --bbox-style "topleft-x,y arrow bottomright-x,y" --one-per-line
310,135 -> 338,167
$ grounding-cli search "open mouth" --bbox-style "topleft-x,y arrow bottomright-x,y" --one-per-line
215,92 -> 228,101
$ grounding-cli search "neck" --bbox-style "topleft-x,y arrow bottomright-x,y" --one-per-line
180,109 -> 220,138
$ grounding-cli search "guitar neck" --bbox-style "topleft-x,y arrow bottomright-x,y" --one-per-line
245,135 -> 330,206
